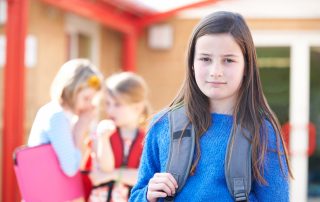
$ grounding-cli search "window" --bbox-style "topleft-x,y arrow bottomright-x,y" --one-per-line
65,14 -> 100,66
309,46 -> 320,199
0,1 -> 7,25
257,47 -> 290,124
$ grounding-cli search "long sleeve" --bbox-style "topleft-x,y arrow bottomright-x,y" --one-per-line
129,116 -> 164,202
252,121 -> 289,202
47,112 -> 82,177
28,103 -> 82,177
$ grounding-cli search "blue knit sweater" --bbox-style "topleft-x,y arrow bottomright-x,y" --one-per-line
130,113 -> 289,202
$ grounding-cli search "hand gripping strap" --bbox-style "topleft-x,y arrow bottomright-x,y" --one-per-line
164,106 -> 195,202
225,125 -> 252,202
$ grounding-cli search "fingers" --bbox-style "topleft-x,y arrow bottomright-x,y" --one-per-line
157,173 -> 178,189
147,190 -> 167,201
153,173 -> 178,191
97,120 -> 116,137
147,173 -> 178,201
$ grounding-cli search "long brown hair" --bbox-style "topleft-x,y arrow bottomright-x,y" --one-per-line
169,11 -> 292,184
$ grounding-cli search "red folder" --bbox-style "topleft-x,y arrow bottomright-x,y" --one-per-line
13,144 -> 84,202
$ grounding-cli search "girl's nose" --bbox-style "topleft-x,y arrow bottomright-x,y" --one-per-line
106,106 -> 114,115
209,61 -> 223,78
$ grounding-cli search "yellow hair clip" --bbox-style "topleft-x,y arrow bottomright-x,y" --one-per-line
87,75 -> 101,90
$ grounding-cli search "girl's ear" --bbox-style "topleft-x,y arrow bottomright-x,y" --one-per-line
134,101 -> 145,115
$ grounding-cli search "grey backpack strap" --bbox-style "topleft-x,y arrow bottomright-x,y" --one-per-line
164,106 -> 195,202
225,125 -> 252,202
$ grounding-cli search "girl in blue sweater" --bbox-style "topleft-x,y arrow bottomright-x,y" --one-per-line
130,11 -> 292,202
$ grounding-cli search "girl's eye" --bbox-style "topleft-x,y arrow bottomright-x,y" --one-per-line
224,58 -> 234,63
114,102 -> 121,108
81,96 -> 90,103
199,57 -> 211,62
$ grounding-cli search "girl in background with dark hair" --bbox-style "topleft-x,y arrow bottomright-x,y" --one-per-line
130,11 -> 292,202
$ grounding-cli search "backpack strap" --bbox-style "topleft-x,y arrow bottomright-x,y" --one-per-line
225,125 -> 252,202
165,106 -> 252,202
164,106 -> 195,202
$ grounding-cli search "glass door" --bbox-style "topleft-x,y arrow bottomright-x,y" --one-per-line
309,47 -> 320,201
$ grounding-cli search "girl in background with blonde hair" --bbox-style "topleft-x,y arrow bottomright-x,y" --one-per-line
28,58 -> 103,178
88,72 -> 150,202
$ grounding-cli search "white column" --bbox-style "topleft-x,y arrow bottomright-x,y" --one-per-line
289,41 -> 310,202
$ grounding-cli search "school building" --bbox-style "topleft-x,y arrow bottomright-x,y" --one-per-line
0,0 -> 319,201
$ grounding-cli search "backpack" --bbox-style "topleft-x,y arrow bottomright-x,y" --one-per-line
164,106 -> 252,202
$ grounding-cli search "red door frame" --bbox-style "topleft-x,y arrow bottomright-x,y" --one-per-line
2,0 -> 28,201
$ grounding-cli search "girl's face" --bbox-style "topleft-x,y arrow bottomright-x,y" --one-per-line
193,33 -> 245,113
105,94 -> 142,129
74,87 -> 97,115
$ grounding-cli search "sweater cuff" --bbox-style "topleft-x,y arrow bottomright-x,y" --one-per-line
144,186 -> 149,202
